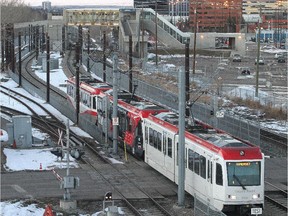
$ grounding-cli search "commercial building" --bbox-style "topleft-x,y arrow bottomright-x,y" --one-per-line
188,0 -> 287,33
189,0 -> 242,33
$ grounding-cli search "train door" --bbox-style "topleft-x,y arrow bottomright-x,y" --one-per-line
206,155 -> 214,205
162,131 -> 174,181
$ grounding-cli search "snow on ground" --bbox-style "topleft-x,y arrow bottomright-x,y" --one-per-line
0,55 -> 123,215
0,201 -> 45,216
0,200 -> 124,216
0,48 -> 287,214
3,148 -> 79,171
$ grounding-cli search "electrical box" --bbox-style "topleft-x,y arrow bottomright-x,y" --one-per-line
61,176 -> 80,189
12,116 -> 32,148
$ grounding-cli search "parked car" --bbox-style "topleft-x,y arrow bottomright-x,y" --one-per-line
241,67 -> 251,75
255,56 -> 265,65
274,52 -> 287,59
278,55 -> 286,63
232,54 -> 241,62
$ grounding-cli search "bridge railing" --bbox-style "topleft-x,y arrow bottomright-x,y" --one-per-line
143,8 -> 190,44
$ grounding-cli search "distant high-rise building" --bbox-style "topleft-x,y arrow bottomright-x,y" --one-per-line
42,1 -> 52,12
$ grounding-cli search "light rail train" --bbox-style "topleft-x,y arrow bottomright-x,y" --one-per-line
66,76 -> 264,215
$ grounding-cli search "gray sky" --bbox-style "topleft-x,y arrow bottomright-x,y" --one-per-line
25,0 -> 134,6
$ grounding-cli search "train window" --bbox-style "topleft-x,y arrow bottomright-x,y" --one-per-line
200,155 -> 206,179
157,132 -> 162,151
208,160 -> 212,184
227,162 -> 261,186
167,138 -> 172,158
149,128 -> 153,146
185,148 -> 187,168
92,96 -> 96,110
153,130 -> 157,148
97,98 -> 103,112
145,126 -> 148,143
194,152 -> 200,175
188,149 -> 194,171
176,142 -> 178,166
163,133 -> 167,155
216,163 -> 223,186
211,161 -> 213,184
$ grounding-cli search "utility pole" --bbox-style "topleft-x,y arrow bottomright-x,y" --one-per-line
178,67 -> 185,206
192,8 -> 197,75
46,35 -> 50,103
1,24 -> 5,72
18,32 -> 22,86
62,25 -> 65,57
129,35 -> 133,93
255,7 -> 262,97
78,25 -> 82,64
185,42 -> 190,106
35,25 -> 39,61
112,53 -> 119,155
155,1 -> 158,66
75,42 -> 80,125
87,28 -> 90,73
11,24 -> 15,73
103,31 -> 106,82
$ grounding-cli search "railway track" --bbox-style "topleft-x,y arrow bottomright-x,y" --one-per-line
0,83 -> 179,215
81,145 -> 178,216
264,181 -> 288,216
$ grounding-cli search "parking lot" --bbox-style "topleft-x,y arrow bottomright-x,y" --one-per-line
154,42 -> 287,99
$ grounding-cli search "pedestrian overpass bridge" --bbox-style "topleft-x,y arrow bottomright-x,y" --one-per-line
14,7 -> 245,56
63,7 -> 191,56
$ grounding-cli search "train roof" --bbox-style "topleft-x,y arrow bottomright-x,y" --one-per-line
150,112 -> 263,160
67,76 -> 111,94
105,89 -> 167,110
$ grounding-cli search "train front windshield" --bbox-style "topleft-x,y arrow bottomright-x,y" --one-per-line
227,162 -> 261,187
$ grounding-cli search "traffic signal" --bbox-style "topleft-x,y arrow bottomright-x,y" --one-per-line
104,191 -> 112,201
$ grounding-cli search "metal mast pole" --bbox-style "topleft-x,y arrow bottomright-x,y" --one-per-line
112,53 -> 119,155
64,119 -> 71,200
1,24 -> 4,72
87,28 -> 90,73
18,32 -> 22,86
129,35 -> 133,93
185,42 -> 190,110
46,35 -> 50,103
178,67 -> 185,206
155,1 -> 158,66
255,7 -> 262,98
192,8 -> 197,75
75,42 -> 80,124
103,31 -> 106,82
62,25 -> 65,56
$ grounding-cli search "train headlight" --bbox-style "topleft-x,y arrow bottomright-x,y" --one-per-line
252,194 -> 260,199
228,195 -> 237,200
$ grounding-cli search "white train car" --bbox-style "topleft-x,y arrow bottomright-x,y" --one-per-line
66,76 -> 111,122
143,112 -> 264,215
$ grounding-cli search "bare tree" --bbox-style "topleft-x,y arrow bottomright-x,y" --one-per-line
1,0 -> 46,24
